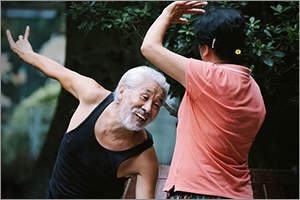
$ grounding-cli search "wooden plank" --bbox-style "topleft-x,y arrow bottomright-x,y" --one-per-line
251,183 -> 267,199
155,179 -> 168,199
281,184 -> 300,199
121,177 -> 136,199
264,183 -> 284,199
158,165 -> 171,179
250,168 -> 298,184
122,166 -> 299,199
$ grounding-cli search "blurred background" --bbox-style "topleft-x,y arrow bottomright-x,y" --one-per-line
1,1 -> 299,199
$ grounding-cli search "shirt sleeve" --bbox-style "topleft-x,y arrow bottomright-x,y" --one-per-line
186,58 -> 212,100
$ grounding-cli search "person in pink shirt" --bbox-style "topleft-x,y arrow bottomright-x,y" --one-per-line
141,1 -> 266,199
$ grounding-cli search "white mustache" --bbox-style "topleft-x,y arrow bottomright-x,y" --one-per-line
132,108 -> 150,121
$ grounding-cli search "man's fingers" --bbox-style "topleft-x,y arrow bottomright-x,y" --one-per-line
24,26 -> 30,40
6,29 -> 16,49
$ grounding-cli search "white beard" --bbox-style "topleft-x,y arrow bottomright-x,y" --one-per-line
119,100 -> 151,131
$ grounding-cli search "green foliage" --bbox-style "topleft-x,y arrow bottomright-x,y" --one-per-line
243,1 -> 299,112
66,1 -> 169,43
1,81 -> 60,164
67,1 -> 299,111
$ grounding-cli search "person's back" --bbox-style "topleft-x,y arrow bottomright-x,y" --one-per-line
141,1 -> 266,199
164,60 -> 266,198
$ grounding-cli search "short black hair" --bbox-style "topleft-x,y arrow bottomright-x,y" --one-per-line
194,6 -> 246,64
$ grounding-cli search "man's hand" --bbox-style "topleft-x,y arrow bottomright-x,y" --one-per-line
162,1 -> 207,24
6,26 -> 34,63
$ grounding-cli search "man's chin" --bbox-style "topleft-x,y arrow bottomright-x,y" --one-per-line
122,116 -> 152,131
126,122 -> 149,132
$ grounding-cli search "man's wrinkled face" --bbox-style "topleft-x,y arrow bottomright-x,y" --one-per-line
118,80 -> 165,131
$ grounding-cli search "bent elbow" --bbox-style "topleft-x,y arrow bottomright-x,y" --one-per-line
140,42 -> 152,58
141,42 -> 162,62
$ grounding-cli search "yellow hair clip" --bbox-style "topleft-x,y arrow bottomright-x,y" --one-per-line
235,49 -> 241,55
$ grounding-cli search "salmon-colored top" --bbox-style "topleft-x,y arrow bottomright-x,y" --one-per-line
164,58 -> 266,199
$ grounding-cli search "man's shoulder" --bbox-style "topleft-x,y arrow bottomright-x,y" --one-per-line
81,88 -> 112,106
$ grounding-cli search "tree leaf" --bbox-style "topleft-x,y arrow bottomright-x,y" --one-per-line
263,55 -> 274,67
78,20 -> 88,29
88,20 -> 96,30
277,4 -> 283,12
264,29 -> 272,38
273,51 -> 285,58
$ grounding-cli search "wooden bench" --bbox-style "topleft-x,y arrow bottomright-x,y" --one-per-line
121,165 -> 299,199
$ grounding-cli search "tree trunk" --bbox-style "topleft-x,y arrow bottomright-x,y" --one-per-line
22,2 -> 143,198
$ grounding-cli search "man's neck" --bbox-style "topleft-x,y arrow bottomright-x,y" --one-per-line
103,102 -> 135,137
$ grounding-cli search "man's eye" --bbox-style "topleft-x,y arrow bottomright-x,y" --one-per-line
142,96 -> 148,100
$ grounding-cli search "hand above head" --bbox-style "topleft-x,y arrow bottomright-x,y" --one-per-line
162,1 -> 207,24
6,26 -> 34,62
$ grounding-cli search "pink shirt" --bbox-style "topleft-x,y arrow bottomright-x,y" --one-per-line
164,59 -> 266,199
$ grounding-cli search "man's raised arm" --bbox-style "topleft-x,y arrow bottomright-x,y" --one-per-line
6,26 -> 106,102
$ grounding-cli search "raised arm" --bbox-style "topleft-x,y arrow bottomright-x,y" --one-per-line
141,1 -> 207,88
6,26 -> 107,103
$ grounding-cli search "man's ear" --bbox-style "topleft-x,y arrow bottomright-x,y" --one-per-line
117,84 -> 126,102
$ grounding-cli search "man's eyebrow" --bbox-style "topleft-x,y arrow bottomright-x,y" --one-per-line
143,88 -> 163,104
145,89 -> 152,94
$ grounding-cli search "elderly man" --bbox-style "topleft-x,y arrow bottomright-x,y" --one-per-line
6,26 -> 170,199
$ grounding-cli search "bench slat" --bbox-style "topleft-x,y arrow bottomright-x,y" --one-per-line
122,165 -> 299,199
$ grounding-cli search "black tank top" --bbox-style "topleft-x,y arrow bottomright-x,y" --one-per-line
47,93 -> 154,199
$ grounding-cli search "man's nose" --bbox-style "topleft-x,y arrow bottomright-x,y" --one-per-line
142,101 -> 152,113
